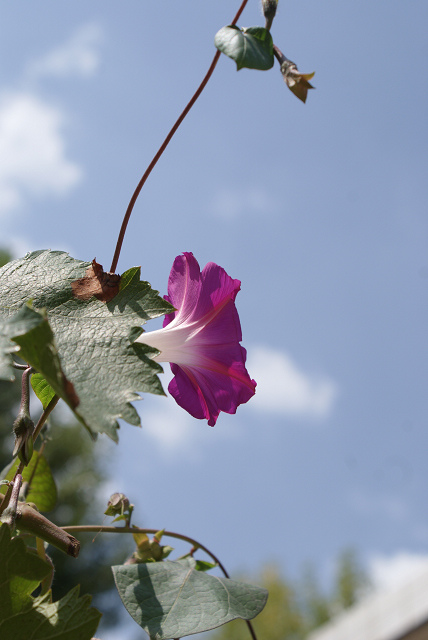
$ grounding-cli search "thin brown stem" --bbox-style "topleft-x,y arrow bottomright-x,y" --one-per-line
1,474 -> 22,528
62,525 -> 230,577
12,362 -> 29,370
110,0 -> 249,273
32,395 -> 59,442
19,366 -> 33,413
0,396 -> 59,517
0,462 -> 24,516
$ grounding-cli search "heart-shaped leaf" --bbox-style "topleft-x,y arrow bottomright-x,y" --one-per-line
113,558 -> 268,639
215,25 -> 274,70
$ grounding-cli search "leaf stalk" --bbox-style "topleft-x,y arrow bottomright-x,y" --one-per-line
0,395 -> 59,516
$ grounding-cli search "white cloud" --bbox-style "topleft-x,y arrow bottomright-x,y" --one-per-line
0,24 -> 104,223
0,92 -> 81,217
136,368 -> 240,457
127,343 -> 337,457
141,401 -> 201,454
210,186 -> 278,220
140,406 -> 238,459
369,552 -> 428,592
247,345 -> 337,418
25,24 -> 103,81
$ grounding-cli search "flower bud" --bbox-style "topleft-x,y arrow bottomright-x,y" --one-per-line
12,411 -> 34,466
104,492 -> 130,516
127,530 -> 174,564
262,0 -> 278,30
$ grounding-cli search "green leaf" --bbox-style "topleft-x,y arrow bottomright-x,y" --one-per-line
0,251 -> 173,440
1,451 -> 57,512
31,374 -> 56,409
0,588 -> 101,640
0,303 -> 47,381
0,527 -> 101,639
194,559 -> 217,572
214,25 -> 274,70
113,558 -> 268,639
0,524 -> 51,617
10,305 -> 79,412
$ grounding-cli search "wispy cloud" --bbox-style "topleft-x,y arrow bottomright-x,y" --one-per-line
25,24 -> 103,82
140,401 -> 203,455
368,551 -> 428,592
125,342 -> 337,457
0,24 -> 103,233
210,186 -> 278,220
136,343 -> 337,457
247,345 -> 338,418
0,92 -> 81,217
138,368 -> 240,458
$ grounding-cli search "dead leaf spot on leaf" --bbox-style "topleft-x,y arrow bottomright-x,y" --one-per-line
62,375 -> 80,409
71,259 -> 121,303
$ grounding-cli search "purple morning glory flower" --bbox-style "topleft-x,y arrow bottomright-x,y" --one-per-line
138,252 -> 256,426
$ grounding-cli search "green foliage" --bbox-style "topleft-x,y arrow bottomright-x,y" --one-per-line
0,525 -> 101,639
0,384 -> 127,620
214,26 -> 274,70
333,549 -> 369,610
10,305 -> 75,409
194,559 -> 217,572
0,248 -> 12,269
129,529 -> 173,563
0,524 -> 51,614
1,451 -> 57,512
212,555 -> 370,640
31,374 -> 56,410
301,565 -> 332,631
6,588 -> 101,640
113,557 -> 268,639
0,250 -> 173,440
212,566 -> 306,640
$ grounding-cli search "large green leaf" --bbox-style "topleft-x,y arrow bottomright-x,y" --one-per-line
0,251 -> 173,440
214,26 -> 274,70
1,451 -> 57,512
0,526 -> 101,639
113,558 -> 268,639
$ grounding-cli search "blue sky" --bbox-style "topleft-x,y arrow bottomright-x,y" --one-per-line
1,0 -> 427,636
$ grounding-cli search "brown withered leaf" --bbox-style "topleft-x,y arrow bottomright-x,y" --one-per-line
71,259 -> 121,302
280,59 -> 315,103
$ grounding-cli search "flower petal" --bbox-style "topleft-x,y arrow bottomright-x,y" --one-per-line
164,253 -> 241,330
163,252 -> 202,326
168,350 -> 256,427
